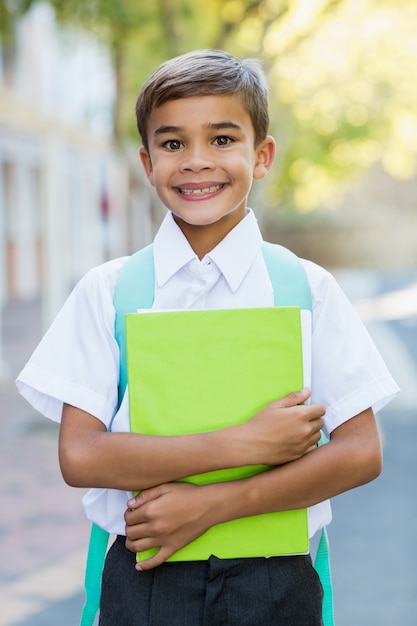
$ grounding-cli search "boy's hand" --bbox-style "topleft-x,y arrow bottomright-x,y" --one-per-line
124,482 -> 215,570
236,388 -> 325,466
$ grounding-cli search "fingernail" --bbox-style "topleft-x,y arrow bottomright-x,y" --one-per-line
127,498 -> 136,507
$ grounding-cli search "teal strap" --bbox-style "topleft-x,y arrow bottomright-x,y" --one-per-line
262,241 -> 312,310
315,527 -> 334,626
80,523 -> 112,626
314,437 -> 333,624
81,240 -> 333,625
114,244 -> 155,406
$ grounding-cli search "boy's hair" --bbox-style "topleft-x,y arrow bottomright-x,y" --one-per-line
136,49 -> 269,151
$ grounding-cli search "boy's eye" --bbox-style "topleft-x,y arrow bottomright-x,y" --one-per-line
213,136 -> 233,147
164,140 -> 183,151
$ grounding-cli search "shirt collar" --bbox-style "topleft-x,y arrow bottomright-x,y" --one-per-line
153,213 -> 198,287
153,209 -> 264,292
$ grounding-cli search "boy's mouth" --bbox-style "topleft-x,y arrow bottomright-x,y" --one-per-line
177,184 -> 224,196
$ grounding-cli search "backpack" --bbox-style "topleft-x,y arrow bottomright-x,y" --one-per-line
80,242 -> 334,626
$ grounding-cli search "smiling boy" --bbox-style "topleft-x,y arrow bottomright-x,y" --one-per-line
16,50 -> 398,625
139,94 -> 274,256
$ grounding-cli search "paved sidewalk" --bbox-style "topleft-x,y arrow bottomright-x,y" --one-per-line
0,299 -> 90,625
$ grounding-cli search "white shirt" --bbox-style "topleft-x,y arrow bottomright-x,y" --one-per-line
16,209 -> 399,538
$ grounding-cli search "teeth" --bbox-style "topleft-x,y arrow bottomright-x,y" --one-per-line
180,185 -> 222,196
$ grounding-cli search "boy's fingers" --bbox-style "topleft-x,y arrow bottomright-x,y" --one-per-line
274,388 -> 312,408
127,485 -> 162,509
135,547 -> 171,571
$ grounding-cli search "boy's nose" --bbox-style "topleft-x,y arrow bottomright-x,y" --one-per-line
179,146 -> 215,172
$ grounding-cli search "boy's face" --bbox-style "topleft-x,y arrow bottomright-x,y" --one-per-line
140,94 -> 275,249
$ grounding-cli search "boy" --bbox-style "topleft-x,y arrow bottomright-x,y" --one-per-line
17,50 -> 399,625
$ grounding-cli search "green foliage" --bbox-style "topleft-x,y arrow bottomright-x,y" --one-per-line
0,0 -> 36,40
262,0 -> 417,210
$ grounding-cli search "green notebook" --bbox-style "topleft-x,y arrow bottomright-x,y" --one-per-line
126,306 -> 309,561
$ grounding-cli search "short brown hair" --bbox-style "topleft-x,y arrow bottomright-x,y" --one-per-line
136,49 -> 270,151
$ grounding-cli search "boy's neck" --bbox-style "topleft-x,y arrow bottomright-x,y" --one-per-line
173,212 -> 246,260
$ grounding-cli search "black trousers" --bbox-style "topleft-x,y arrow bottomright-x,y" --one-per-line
99,535 -> 323,626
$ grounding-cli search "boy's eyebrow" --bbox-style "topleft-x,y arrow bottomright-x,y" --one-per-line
153,121 -> 243,136
207,121 -> 243,131
154,125 -> 181,136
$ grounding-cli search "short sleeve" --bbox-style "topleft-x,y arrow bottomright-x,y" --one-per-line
16,260 -> 125,428
305,260 -> 399,436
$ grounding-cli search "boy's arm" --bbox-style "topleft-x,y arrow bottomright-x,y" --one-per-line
125,406 -> 381,569
58,388 -> 324,490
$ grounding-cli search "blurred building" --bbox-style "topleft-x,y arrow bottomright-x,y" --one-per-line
0,4 -> 159,327
0,3 -> 166,375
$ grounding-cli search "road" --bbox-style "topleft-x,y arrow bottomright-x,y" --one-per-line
329,269 -> 417,626
0,268 -> 416,625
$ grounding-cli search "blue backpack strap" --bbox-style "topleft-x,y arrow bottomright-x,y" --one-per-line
261,241 -> 312,309
262,241 -> 334,626
114,244 -> 155,406
80,244 -> 155,626
315,523 -> 333,625
80,523 -> 111,626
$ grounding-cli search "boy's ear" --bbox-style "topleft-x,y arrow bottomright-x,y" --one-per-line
253,136 -> 276,180
139,146 -> 155,186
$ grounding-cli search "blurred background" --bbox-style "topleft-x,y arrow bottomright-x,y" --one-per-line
0,1 -> 416,624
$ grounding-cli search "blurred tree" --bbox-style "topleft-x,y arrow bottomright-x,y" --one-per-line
260,0 -> 417,212
0,0 -> 37,82
0,0 -> 35,39
46,0 -> 162,140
